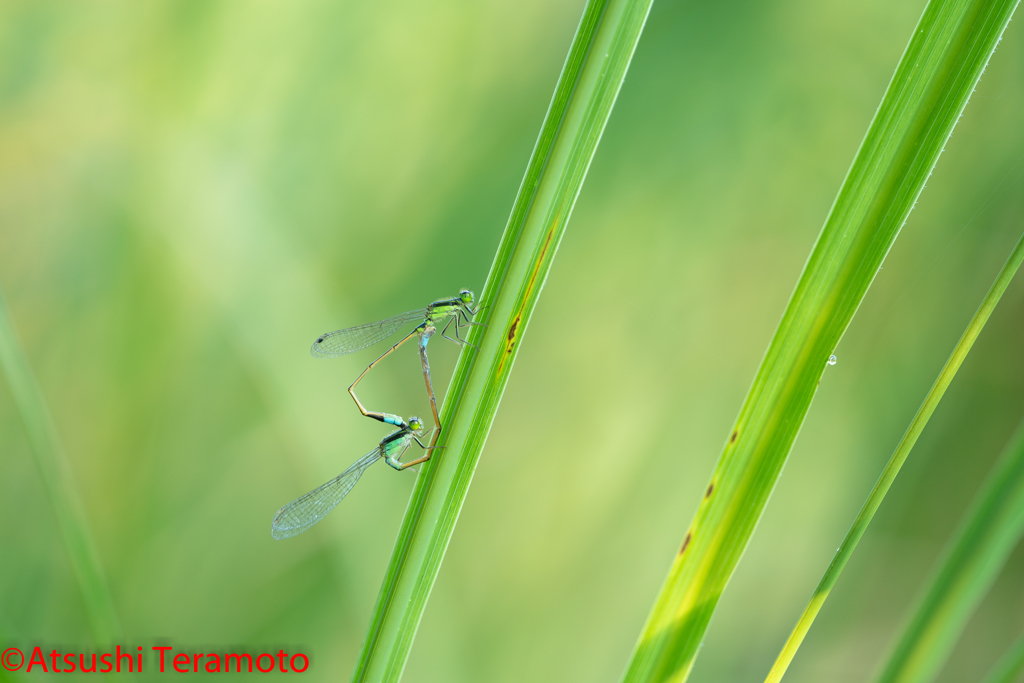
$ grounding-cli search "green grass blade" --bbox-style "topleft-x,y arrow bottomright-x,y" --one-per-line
764,232 -> 1024,683
0,291 -> 122,645
873,418 -> 1024,683
981,630 -> 1024,683
350,0 -> 653,680
620,2 -> 1020,682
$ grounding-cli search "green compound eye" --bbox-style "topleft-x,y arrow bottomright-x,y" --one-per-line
459,289 -> 473,304
408,417 -> 422,432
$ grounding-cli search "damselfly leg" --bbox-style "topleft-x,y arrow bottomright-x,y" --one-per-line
347,324 -> 424,424
316,290 -> 485,442
388,427 -> 438,471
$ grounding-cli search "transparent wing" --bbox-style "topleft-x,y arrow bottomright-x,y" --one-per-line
271,448 -> 382,539
310,309 -> 427,358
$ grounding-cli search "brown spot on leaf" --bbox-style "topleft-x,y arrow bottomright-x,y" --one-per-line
730,430 -> 738,444
508,316 -> 519,341
705,482 -> 714,499
679,531 -> 692,555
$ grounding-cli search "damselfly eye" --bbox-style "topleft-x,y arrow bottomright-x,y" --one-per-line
408,417 -> 423,431
460,289 -> 473,303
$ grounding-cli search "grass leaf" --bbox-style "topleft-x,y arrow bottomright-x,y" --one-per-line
981,630 -> 1024,683
0,291 -> 122,645
620,1 -> 1020,681
764,231 -> 1024,683
350,0 -> 654,680
873,418 -> 1024,683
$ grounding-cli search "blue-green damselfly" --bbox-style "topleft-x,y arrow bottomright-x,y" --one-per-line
271,415 -> 434,539
312,290 -> 483,440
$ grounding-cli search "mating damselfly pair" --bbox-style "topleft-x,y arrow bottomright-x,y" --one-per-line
271,290 -> 483,539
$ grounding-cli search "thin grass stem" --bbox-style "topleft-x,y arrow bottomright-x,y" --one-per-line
0,291 -> 122,645
872,417 -> 1024,683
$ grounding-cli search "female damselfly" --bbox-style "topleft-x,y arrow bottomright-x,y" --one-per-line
271,415 -> 435,539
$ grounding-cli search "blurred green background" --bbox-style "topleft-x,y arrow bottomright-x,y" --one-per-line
1,0 -> 1023,681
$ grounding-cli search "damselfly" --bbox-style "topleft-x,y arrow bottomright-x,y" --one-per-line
312,290 -> 483,438
271,416 -> 434,539
310,289 -> 481,359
